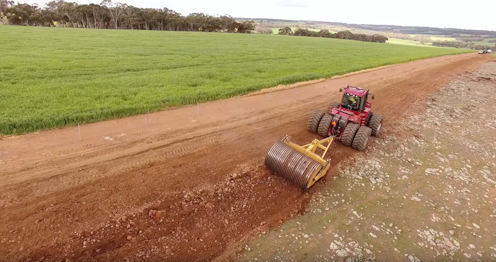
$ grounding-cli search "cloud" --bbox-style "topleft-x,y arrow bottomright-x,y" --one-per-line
276,0 -> 309,8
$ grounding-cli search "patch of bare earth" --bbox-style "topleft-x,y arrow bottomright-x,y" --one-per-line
0,54 -> 490,262
231,61 -> 496,262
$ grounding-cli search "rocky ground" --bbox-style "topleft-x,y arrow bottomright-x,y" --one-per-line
231,61 -> 496,261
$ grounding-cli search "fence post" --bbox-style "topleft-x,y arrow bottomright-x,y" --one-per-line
78,123 -> 81,141
196,86 -> 200,116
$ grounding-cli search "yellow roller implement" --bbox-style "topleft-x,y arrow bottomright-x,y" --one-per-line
265,136 -> 334,189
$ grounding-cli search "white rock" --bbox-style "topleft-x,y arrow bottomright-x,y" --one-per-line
411,196 -> 421,202
336,249 -> 349,257
408,254 -> 420,262
425,168 -> 439,175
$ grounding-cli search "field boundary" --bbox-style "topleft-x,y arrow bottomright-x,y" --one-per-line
244,64 -> 396,96
244,52 -> 474,96
0,26 -> 473,135
0,53 -> 475,139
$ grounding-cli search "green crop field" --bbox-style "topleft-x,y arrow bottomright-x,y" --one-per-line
271,27 -> 321,34
0,26 -> 471,135
387,38 -> 435,47
472,38 -> 496,46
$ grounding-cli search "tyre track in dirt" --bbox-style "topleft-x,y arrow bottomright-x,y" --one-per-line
0,110 -> 304,207
0,54 -> 490,262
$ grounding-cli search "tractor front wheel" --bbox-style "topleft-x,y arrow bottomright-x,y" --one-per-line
352,126 -> 372,151
369,114 -> 384,137
307,110 -> 325,133
318,114 -> 334,137
366,112 -> 373,126
341,123 -> 359,147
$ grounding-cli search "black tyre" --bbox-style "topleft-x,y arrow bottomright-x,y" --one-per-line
341,123 -> 359,147
329,102 -> 340,109
369,114 -> 384,137
352,126 -> 372,151
307,110 -> 325,133
318,114 -> 333,137
366,112 -> 373,126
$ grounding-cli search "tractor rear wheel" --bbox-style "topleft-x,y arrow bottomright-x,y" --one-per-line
307,110 -> 325,133
341,123 -> 359,147
352,126 -> 372,151
329,102 -> 340,109
369,114 -> 384,137
318,114 -> 334,137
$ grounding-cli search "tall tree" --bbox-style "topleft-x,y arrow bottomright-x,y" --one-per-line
0,0 -> 14,23
100,0 -> 125,29
278,26 -> 293,35
1,0 -> 255,33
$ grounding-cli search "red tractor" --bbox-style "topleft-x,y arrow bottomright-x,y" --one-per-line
307,86 -> 383,151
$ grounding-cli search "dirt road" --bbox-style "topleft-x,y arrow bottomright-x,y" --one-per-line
234,60 -> 496,262
0,53 -> 490,261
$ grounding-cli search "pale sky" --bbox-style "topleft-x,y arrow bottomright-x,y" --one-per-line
30,0 -> 495,31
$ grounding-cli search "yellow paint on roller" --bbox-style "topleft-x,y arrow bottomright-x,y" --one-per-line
264,136 -> 333,189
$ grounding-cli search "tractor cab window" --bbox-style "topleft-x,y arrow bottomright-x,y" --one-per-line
341,93 -> 362,111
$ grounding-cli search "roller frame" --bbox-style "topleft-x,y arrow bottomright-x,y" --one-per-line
265,135 -> 334,189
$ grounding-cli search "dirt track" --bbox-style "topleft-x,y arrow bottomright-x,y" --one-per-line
0,53 -> 491,261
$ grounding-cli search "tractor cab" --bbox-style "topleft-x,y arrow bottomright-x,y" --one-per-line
340,86 -> 371,112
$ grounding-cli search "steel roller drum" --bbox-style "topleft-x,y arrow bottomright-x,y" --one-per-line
265,141 -> 323,189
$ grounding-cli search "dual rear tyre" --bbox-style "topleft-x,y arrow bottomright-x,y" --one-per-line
352,126 -> 372,151
341,123 -> 372,151
341,123 -> 359,147
307,102 -> 342,134
307,110 -> 325,133
317,114 -> 334,137
307,111 -> 380,151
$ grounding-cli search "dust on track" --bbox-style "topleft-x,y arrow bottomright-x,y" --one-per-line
0,53 -> 490,262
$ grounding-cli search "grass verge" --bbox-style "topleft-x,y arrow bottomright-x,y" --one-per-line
0,26 -> 471,134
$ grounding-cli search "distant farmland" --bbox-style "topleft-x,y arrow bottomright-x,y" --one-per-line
0,26 -> 471,135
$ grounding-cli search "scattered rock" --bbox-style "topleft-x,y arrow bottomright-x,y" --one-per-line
408,254 -> 420,262
148,210 -> 157,218
411,196 -> 421,202
336,249 -> 349,257
425,168 -> 439,175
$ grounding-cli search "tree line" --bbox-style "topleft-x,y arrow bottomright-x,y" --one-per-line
432,41 -> 495,50
278,26 -> 388,43
0,0 -> 255,32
